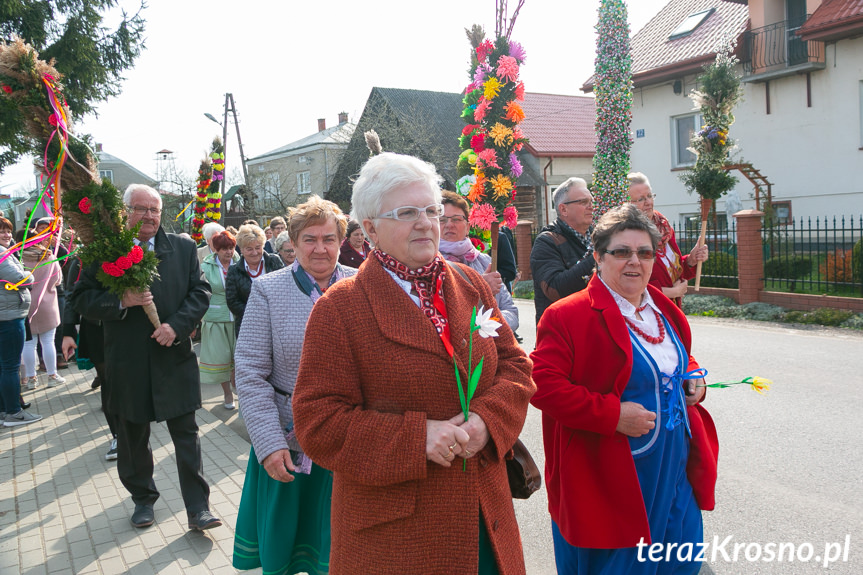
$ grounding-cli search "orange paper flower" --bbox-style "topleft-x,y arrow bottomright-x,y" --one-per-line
505,101 -> 525,123
468,176 -> 487,202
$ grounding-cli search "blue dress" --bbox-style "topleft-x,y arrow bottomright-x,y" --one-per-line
551,315 -> 703,575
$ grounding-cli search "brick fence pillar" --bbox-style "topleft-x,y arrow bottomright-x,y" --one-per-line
733,209 -> 765,304
514,220 -> 534,280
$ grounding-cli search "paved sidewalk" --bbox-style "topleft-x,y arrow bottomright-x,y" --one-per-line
0,365 -> 259,574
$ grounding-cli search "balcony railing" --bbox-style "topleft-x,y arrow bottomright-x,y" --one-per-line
742,16 -> 825,79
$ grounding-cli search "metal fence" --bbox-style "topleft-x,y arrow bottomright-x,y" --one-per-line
673,219 -> 739,289
761,216 -> 863,296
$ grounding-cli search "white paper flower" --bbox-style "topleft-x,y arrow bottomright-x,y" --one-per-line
474,305 -> 502,338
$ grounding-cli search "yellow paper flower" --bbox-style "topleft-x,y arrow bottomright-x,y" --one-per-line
488,123 -> 513,147
489,174 -> 513,199
750,377 -> 772,395
483,77 -> 502,101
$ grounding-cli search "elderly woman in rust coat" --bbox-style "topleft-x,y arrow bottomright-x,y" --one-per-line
293,152 -> 535,575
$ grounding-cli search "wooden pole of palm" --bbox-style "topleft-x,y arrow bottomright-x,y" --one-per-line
680,42 -> 743,290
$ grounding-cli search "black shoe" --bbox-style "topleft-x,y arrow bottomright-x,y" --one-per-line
19,395 -> 30,410
513,331 -> 524,344
130,504 -> 155,528
188,509 -> 222,531
90,376 -> 102,390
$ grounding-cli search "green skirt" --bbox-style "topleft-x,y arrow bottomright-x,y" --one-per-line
199,320 -> 235,385
233,446 -> 332,575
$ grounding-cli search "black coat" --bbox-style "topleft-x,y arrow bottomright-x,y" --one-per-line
529,218 -> 595,323
63,256 -> 104,363
225,252 -> 283,335
70,227 -> 211,423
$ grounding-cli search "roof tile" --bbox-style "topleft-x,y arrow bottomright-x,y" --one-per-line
519,93 -> 596,155
799,0 -> 863,39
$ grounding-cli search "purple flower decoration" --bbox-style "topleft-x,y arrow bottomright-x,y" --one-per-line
473,63 -> 491,87
509,41 -> 527,63
509,153 -> 523,178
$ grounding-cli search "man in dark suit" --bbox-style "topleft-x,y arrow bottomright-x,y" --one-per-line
70,184 -> 220,531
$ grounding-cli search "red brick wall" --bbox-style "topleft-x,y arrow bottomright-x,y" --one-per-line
515,221 -> 534,280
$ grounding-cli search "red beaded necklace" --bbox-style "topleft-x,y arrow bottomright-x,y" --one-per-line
247,260 -> 264,279
624,302 -> 666,344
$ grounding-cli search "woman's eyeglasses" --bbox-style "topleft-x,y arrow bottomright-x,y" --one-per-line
376,204 -> 443,221
604,248 -> 656,261
439,215 -> 467,224
631,194 -> 657,204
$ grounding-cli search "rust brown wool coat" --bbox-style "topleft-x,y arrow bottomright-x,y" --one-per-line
294,255 -> 536,575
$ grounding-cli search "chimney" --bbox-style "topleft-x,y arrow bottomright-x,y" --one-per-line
96,143 -> 103,153
317,118 -> 326,132
338,111 -> 348,124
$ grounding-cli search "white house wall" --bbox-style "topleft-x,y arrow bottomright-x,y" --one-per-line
537,156 -> 594,226
630,35 -> 863,226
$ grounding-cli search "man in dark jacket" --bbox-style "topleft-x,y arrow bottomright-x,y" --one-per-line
70,184 -> 220,532
530,177 -> 596,324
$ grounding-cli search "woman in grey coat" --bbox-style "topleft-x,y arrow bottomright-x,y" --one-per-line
438,191 -> 519,332
232,196 -> 356,575
0,224 -> 41,427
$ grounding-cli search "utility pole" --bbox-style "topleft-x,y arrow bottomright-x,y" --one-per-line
206,93 -> 253,218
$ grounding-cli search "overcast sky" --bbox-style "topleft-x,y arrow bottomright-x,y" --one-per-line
2,0 -> 669,195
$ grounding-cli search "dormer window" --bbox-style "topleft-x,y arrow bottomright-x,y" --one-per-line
669,8 -> 715,39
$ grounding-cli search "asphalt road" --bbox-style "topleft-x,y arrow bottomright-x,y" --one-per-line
512,299 -> 863,574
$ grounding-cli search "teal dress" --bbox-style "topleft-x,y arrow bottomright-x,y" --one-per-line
233,448 -> 332,575
199,253 -> 237,385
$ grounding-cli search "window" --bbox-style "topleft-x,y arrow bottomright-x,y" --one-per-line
297,171 -> 311,195
671,113 -> 703,168
99,170 -> 113,183
770,201 -> 792,225
257,172 -> 281,212
669,9 -> 715,40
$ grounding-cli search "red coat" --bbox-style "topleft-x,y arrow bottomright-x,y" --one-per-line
530,275 -> 718,549
293,255 -> 536,575
649,211 -> 696,305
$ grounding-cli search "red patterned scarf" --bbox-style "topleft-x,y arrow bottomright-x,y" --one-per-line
374,250 -> 453,356
652,210 -> 684,283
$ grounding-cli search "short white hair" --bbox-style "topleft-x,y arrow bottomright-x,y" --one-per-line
202,222 -> 225,241
627,172 -> 651,190
350,152 -> 443,226
553,177 -> 588,212
273,230 -> 292,253
123,184 -> 162,208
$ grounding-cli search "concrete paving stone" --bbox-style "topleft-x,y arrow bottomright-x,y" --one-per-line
105,504 -> 128,521
84,513 -> 110,533
81,503 -> 103,519
65,523 -> 91,545
15,498 -> 38,516
78,492 -> 100,508
202,549 -> 230,571
21,563 -> 48,575
45,552 -> 72,573
20,548 -> 46,569
71,552 -> 100,574
97,555 -> 128,575
207,566 -> 241,575
138,529 -> 166,551
90,526 -> 116,546
60,501 -> 82,517
69,536 -> 96,558
41,522 -> 68,543
61,512 -> 84,530
94,540 -> 123,559
128,562 -> 157,575
120,542 -> 148,564
152,563 -> 184,575
171,546 -> 203,566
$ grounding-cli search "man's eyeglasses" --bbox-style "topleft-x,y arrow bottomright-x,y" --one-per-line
604,248 -> 656,261
127,206 -> 162,216
280,248 -> 295,254
562,198 -> 593,207
632,194 -> 657,204
439,215 -> 467,224
376,203 -> 443,221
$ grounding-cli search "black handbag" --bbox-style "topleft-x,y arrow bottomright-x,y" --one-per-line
507,438 -> 542,499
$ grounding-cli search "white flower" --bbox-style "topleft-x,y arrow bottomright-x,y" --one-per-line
474,305 -> 502,338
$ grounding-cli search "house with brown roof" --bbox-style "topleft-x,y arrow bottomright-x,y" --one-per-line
327,87 -> 595,227
585,0 -> 863,227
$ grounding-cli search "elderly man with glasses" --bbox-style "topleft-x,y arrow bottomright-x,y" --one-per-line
530,177 -> 597,323
70,184 -> 220,532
